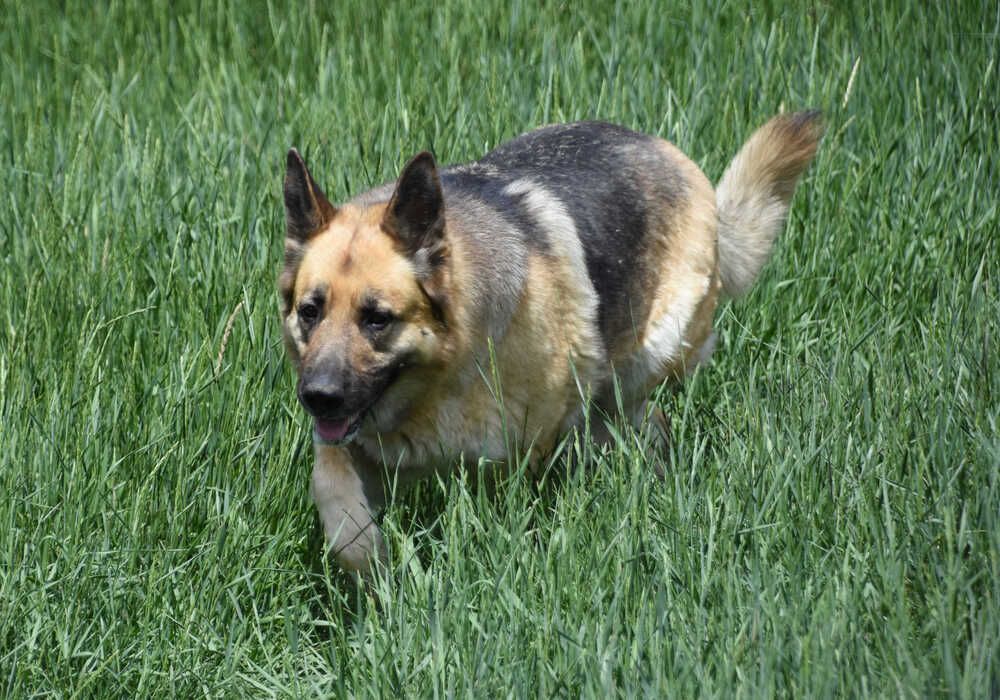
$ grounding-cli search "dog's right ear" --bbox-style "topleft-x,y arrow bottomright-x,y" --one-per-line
284,148 -> 337,243
280,149 -> 336,316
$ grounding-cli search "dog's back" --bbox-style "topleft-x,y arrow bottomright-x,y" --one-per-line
348,115 -> 822,455
451,122 -> 691,357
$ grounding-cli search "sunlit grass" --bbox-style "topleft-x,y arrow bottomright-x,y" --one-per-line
1,0 -> 997,695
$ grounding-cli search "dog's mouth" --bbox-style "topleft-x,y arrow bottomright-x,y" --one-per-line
303,358 -> 412,447
312,413 -> 366,446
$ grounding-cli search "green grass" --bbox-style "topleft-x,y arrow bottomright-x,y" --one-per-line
2,0 -> 998,695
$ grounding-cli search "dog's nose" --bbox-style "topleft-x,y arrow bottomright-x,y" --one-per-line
299,386 -> 344,417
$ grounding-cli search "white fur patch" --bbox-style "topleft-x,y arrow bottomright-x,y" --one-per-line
642,273 -> 709,370
283,312 -> 306,360
614,271 -> 711,412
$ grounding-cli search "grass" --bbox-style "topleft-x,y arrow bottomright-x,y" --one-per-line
1,0 -> 998,695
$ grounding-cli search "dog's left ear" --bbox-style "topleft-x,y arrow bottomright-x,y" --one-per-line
382,151 -> 445,256
383,151 -> 450,325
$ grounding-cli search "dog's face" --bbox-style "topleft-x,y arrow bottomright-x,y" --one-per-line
280,150 -> 451,444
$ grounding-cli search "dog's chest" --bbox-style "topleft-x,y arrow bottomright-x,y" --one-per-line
355,387 -> 553,475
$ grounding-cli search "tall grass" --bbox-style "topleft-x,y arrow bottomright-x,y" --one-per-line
1,0 -> 997,695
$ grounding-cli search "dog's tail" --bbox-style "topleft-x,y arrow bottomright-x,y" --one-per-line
715,110 -> 823,297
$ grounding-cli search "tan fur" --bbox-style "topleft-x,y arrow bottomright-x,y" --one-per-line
281,112 -> 821,576
716,111 -> 824,296
353,251 -> 603,471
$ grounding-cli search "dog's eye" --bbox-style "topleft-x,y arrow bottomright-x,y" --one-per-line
298,302 -> 320,325
362,309 -> 394,332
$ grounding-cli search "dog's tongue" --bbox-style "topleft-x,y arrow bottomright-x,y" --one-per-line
315,418 -> 350,442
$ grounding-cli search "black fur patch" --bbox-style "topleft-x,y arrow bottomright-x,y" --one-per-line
438,169 -> 551,254
472,122 -> 683,347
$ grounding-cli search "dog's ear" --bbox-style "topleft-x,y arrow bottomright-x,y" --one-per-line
284,148 -> 337,243
381,151 -> 445,256
280,149 -> 336,316
382,151 -> 450,324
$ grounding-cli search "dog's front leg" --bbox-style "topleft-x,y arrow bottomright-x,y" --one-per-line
311,444 -> 386,576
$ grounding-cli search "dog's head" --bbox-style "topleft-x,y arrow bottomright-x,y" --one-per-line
279,149 -> 452,445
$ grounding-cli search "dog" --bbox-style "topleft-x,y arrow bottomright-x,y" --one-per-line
280,111 -> 822,574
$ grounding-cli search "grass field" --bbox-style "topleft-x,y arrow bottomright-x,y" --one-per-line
2,0 -> 998,695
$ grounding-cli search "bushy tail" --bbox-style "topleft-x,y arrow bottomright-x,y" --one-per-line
715,110 -> 823,297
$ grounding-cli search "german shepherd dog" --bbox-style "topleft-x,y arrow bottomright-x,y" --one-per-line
280,112 -> 822,574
